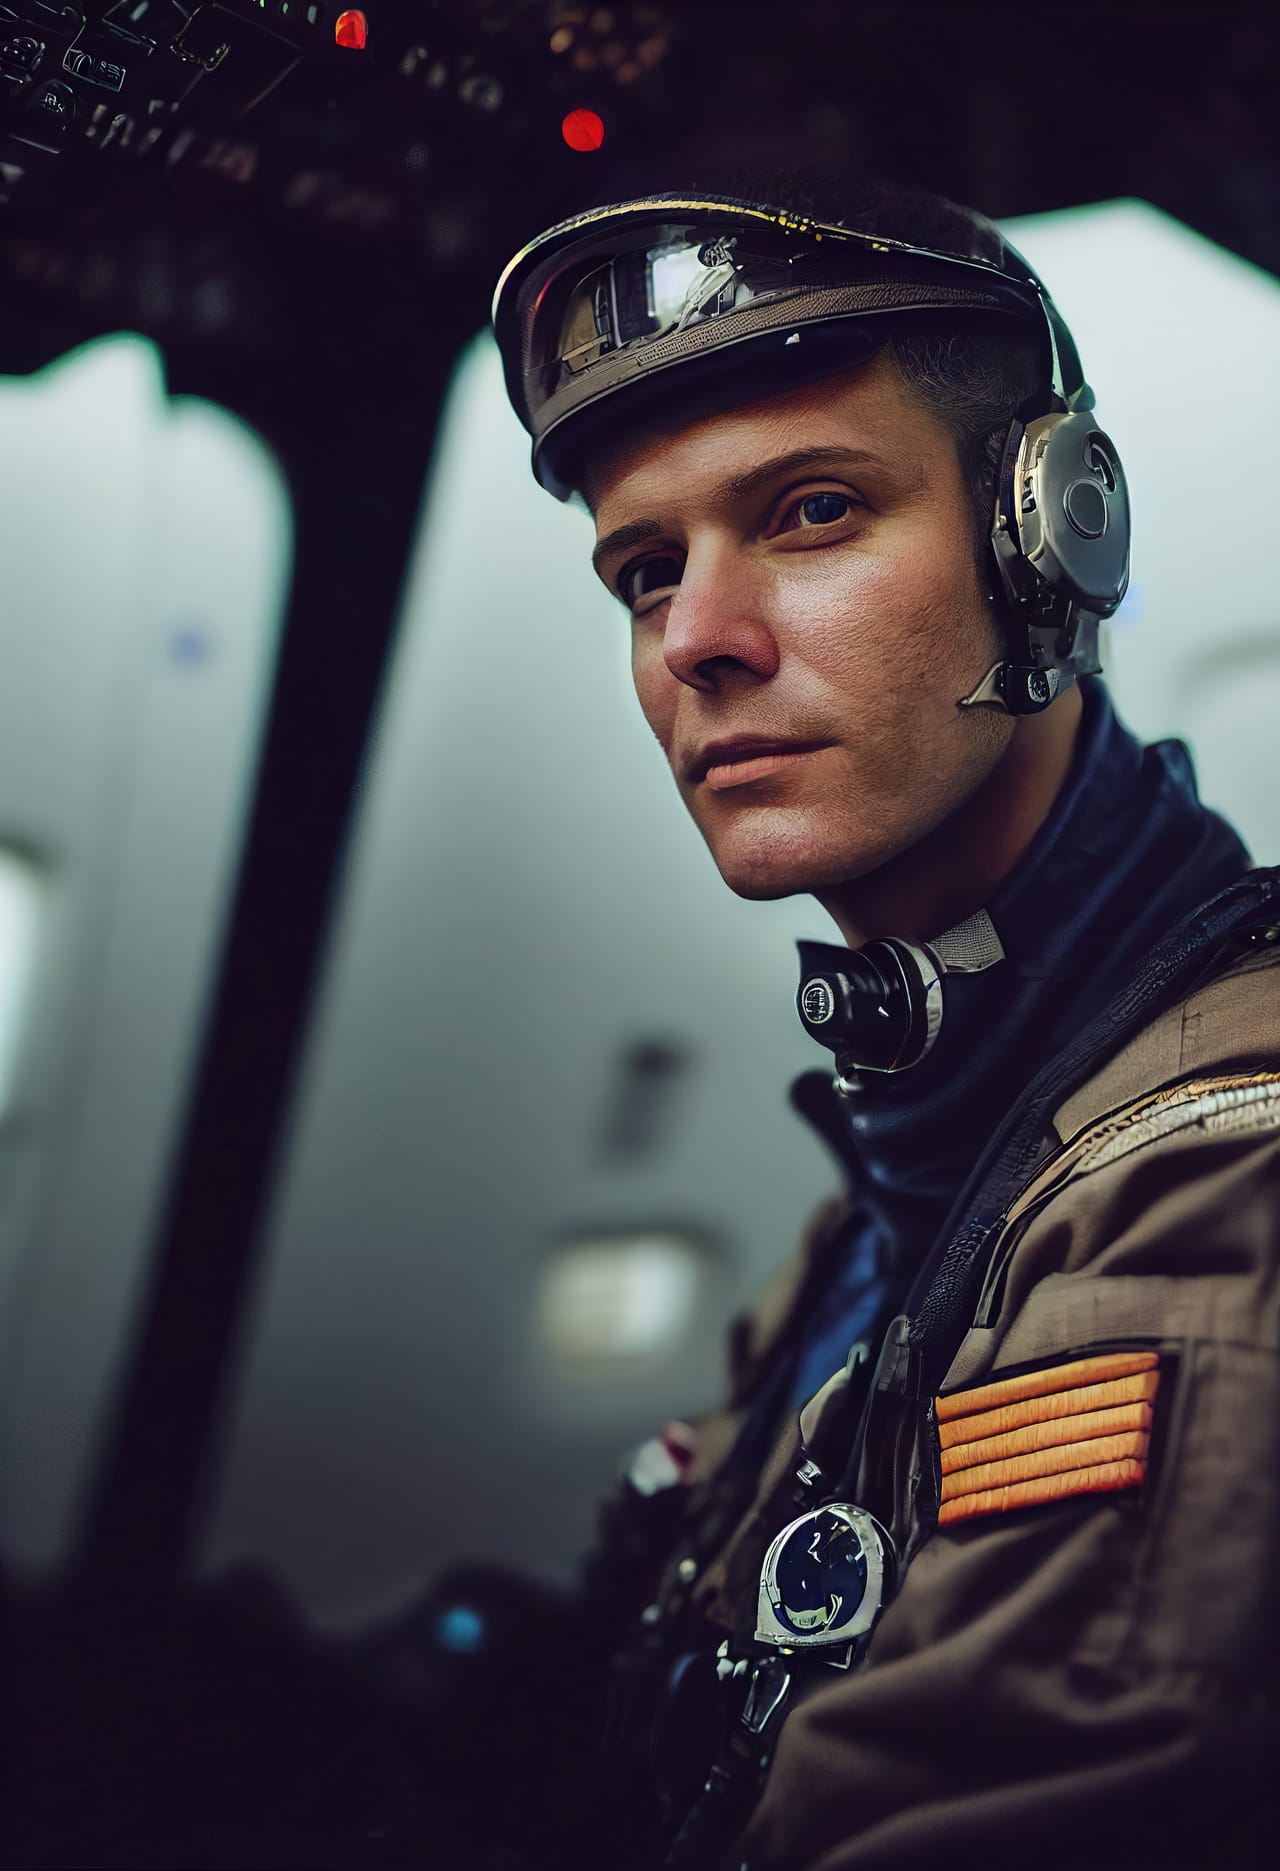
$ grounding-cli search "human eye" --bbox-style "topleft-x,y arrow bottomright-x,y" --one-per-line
617,552 -> 684,614
777,490 -> 866,533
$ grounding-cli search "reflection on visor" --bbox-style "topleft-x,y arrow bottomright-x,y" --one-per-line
650,243 -> 709,321
497,196 -> 1090,499
554,228 -> 815,375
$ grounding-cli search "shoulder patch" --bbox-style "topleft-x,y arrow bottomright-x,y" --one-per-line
935,1351 -> 1160,1527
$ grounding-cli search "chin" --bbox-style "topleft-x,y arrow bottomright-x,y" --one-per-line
707,815 -> 881,902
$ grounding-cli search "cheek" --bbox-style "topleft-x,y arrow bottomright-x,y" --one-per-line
630,632 -> 675,748
781,528 -> 991,690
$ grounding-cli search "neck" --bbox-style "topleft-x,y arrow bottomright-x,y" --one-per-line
815,680 -> 1085,949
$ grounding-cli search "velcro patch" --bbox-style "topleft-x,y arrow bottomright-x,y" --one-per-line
935,1351 -> 1160,1527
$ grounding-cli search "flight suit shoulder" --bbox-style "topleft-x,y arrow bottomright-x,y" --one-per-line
1053,928 -> 1280,1143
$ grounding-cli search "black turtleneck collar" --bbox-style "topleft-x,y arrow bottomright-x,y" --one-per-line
792,675 -> 1254,1220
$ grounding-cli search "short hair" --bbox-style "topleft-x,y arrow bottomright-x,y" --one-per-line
881,312 -> 1045,588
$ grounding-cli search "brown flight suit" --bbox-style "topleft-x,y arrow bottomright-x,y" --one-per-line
672,932 -> 1280,1869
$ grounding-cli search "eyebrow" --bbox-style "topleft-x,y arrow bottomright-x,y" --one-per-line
591,517 -> 664,578
590,445 -> 918,578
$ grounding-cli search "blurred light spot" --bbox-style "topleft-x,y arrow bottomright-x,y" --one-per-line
0,848 -> 45,1121
561,106 -> 605,150
538,1231 -> 705,1367
334,10 -> 367,51
460,73 -> 503,111
435,1605 -> 485,1653
1112,581 -> 1143,623
550,25 -> 575,52
168,617 -> 214,665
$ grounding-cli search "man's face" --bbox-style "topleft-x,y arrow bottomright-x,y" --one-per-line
587,353 -> 1013,903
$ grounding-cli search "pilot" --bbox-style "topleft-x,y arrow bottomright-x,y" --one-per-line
488,177 -> 1280,1869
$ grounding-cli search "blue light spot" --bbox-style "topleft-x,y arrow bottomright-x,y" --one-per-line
436,1604 -> 485,1654
167,618 -> 214,665
1112,583 -> 1143,625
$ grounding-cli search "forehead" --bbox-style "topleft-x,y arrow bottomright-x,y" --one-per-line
585,352 -> 944,524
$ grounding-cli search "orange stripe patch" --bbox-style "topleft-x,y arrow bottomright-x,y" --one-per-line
936,1371 -> 1159,1450
939,1399 -> 1154,1476
935,1352 -> 1159,1422
939,1458 -> 1147,1525
936,1352 -> 1161,1528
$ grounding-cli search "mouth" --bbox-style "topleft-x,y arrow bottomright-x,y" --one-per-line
687,738 -> 833,790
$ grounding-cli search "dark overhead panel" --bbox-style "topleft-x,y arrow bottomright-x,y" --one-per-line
1,2 -> 1276,375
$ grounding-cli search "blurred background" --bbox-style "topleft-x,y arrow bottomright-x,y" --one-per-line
0,0 -> 1277,1656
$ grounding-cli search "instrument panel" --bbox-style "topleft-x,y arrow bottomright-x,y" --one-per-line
0,2 -> 674,362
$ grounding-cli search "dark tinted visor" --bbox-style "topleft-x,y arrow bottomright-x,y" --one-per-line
493,197 -> 1087,499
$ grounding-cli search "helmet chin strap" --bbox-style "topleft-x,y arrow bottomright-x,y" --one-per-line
796,910 -> 1006,1093
958,660 -> 1076,717
957,589 -> 1080,718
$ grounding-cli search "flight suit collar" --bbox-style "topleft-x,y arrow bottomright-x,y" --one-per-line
792,675 -> 1253,1211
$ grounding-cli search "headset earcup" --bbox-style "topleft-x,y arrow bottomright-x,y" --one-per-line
1003,412 -> 1131,616
968,410 -> 1128,716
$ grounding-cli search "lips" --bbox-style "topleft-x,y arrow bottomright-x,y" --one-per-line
686,737 -> 830,784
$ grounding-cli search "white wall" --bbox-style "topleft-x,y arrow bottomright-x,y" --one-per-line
1003,200 -> 1280,862
0,336 -> 290,1570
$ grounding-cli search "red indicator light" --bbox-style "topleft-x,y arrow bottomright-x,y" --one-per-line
561,107 -> 605,151
335,10 -> 368,50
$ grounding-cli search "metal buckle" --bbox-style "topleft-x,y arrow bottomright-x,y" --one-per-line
755,1502 -> 890,1650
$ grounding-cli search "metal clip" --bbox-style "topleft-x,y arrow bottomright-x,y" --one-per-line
741,1657 -> 790,1736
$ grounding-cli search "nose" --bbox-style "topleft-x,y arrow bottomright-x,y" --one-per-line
661,550 -> 780,692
